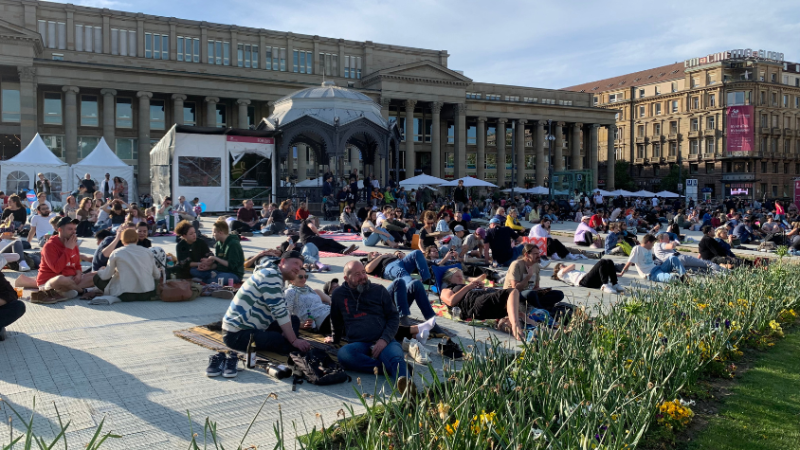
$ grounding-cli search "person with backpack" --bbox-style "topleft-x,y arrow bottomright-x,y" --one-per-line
325,261 -> 415,394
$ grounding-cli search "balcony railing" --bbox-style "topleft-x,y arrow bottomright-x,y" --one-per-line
703,129 -> 716,137
688,130 -> 700,138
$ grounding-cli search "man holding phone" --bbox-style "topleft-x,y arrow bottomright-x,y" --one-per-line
503,244 -> 565,311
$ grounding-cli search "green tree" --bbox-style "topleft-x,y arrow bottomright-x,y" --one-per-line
655,165 -> 683,192
614,160 -> 637,191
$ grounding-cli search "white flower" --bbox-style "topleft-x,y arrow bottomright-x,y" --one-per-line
532,428 -> 547,440
679,398 -> 696,407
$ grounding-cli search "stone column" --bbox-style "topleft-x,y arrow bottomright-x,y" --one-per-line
571,123 -> 582,170
205,97 -> 219,127
590,125 -> 599,189
137,91 -> 153,193
554,122 -> 565,171
454,103 -> 466,178
607,124 -> 617,190
535,121 -> 545,186
476,117 -> 486,181
172,94 -> 186,126
17,67 -> 37,147
237,99 -> 250,129
63,86 -> 79,164
516,119 -> 527,187
380,96 -> 390,122
101,89 -> 116,150
496,119 -> 507,185
431,101 -> 443,178
297,144 -> 307,180
404,99 -> 416,177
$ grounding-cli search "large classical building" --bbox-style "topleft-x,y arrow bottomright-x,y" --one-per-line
564,49 -> 800,200
0,0 -> 615,195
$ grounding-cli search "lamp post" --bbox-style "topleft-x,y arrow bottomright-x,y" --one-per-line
547,119 -> 556,201
511,120 -> 516,199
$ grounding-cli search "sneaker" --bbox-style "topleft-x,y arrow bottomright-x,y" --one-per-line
30,290 -> 59,304
601,284 -> 617,295
211,290 -> 235,300
430,324 -> 452,338
408,340 -> 429,364
223,351 -> 239,378
206,352 -> 226,377
18,261 -> 30,272
438,337 -> 463,360
539,257 -> 550,269
402,337 -> 415,352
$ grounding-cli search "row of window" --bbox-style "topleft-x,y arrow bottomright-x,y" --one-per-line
467,92 -> 567,105
40,135 -> 140,160
635,117 -> 717,137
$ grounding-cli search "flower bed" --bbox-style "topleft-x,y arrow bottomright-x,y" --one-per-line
301,262 -> 800,450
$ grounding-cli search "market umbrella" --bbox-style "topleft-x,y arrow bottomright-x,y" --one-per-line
528,186 -> 550,195
655,190 -> 681,198
399,174 -> 447,186
440,176 -> 498,188
633,190 -> 656,197
610,189 -> 636,197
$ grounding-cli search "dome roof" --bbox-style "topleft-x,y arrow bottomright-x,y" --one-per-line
268,82 -> 387,129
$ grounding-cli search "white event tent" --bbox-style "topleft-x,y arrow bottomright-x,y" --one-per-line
655,190 -> 681,198
0,133 -> 69,202
441,176 -> 498,188
633,190 -> 657,197
71,137 -> 136,201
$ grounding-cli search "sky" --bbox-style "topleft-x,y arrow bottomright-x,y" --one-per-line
54,0 -> 800,90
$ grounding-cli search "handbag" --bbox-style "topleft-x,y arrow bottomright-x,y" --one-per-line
158,279 -> 194,302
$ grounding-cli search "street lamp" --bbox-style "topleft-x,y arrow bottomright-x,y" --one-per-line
546,119 -> 556,200
511,120 -> 516,199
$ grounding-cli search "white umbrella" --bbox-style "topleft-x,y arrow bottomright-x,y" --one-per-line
399,174 -> 447,186
404,185 -> 439,192
440,176 -> 498,188
655,190 -> 681,198
528,186 -> 550,195
633,190 -> 656,197
610,189 -> 636,197
596,189 -> 614,196
295,177 -> 324,187
501,188 -> 531,193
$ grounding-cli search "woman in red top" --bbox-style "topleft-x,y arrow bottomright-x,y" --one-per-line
775,200 -> 786,224
295,202 -> 310,221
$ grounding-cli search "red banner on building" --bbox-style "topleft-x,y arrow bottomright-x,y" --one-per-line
794,179 -> 800,211
726,105 -> 754,153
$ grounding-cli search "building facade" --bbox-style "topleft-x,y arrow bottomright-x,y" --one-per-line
564,50 -> 800,200
0,0 -> 615,194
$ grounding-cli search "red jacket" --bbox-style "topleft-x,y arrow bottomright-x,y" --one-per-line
589,214 -> 603,229
295,208 -> 309,221
37,235 -> 82,286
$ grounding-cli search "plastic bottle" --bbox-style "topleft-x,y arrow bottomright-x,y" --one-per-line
581,265 -> 585,272
247,333 -> 257,368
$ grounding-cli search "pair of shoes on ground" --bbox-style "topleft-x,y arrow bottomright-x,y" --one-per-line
210,289 -> 235,300
206,351 -> 239,378
402,337 -> 430,364
437,337 -> 464,360
30,289 -> 78,304
600,283 -> 626,295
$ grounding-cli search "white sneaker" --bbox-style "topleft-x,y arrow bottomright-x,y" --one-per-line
402,337 -> 415,352
18,261 -> 30,272
601,284 -> 617,295
539,258 -> 551,269
407,340 -> 429,364
551,253 -> 562,261
613,284 -> 626,294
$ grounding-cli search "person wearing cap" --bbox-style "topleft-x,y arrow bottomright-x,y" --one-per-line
93,228 -> 160,302
574,215 -> 598,247
17,217 -> 95,299
445,224 -> 467,255
484,217 -> 523,267
323,278 -> 340,297
222,250 -> 310,355
460,227 -> 486,260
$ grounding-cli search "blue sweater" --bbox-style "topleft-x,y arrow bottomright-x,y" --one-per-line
605,231 -> 619,254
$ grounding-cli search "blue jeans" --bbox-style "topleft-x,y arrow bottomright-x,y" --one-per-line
384,250 -> 431,284
387,278 -> 436,319
647,255 -> 686,283
337,340 -> 407,380
500,244 -> 525,267
363,228 -> 394,246
301,242 -> 319,264
190,267 -> 214,283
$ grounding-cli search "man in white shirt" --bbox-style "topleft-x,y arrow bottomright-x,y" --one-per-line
99,173 -> 115,199
29,192 -> 52,215
28,203 -> 56,247
653,233 -> 724,273
376,205 -> 390,227
593,191 -> 604,207
651,197 -> 659,207
618,234 -> 686,283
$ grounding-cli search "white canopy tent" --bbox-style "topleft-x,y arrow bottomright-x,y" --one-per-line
295,177 -> 324,187
655,190 -> 681,198
596,189 -> 615,196
441,176 -> 498,188
610,189 -> 636,197
528,186 -> 550,195
633,190 -> 657,197
0,133 -> 69,203
71,137 -> 136,201
399,174 -> 447,186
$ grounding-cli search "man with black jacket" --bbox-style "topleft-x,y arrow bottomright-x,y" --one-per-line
325,261 -> 411,390
698,225 -> 737,268
453,179 -> 468,211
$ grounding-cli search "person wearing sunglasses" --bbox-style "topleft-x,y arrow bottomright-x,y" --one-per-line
340,205 -> 361,233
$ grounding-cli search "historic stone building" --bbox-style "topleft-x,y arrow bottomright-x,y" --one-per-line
564,50 -> 800,200
0,0 -> 615,194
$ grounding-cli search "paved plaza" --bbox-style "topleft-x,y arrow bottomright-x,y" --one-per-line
0,216 -> 773,448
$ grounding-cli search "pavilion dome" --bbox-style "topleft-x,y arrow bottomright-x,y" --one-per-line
268,81 -> 387,129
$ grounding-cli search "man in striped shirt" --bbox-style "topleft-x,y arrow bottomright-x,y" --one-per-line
222,251 -> 311,354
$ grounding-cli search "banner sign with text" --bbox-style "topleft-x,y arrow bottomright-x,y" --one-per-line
726,106 -> 754,153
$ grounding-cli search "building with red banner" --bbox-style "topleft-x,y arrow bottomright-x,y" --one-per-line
564,49 -> 800,200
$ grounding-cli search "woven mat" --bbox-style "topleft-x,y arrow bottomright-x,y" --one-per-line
318,251 -> 368,258
173,324 -> 338,365
431,304 -> 496,328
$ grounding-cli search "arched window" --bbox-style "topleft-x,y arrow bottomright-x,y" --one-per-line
6,171 -> 29,195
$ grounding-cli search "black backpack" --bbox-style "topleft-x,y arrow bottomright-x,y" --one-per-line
288,348 -> 350,386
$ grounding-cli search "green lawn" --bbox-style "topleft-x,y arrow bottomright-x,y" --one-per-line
686,329 -> 800,450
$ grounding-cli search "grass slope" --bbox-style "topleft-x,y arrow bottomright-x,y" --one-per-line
686,328 -> 800,450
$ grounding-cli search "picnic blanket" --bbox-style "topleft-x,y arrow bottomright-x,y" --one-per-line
431,304 -> 496,328
318,251 -> 368,258
318,232 -> 363,242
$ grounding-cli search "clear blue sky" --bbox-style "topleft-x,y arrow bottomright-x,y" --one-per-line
55,0 -> 800,89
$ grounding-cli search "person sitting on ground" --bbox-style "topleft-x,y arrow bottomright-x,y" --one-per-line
0,218 -> 31,271
371,187 -> 384,207
92,222 -> 152,271
155,197 -> 173,233
361,210 -> 399,248
284,268 -> 333,334
324,261 -> 412,392
604,222 -> 623,256
300,215 -> 359,255
443,225 -> 467,256
435,212 -> 452,232
0,254 -> 25,340
484,217 -> 523,267
504,244 -> 567,308
505,208 -> 527,234
697,225 -> 738,269
673,209 -> 691,229
552,259 -> 625,294
295,202 -> 310,222
1,195 -> 26,231
15,217 -> 95,300
222,250 -> 310,355
574,215 -> 598,247
617,234 -> 687,283
125,204 -> 144,225
235,199 -> 259,232
28,203 -> 56,247
174,195 -> 197,222
418,210 -> 440,249
93,228 -> 160,302
101,199 -> 127,231
440,267 -> 525,340
263,200 -> 290,235
761,214 -> 781,236
528,217 -> 579,261
260,203 -> 274,226
194,220 -> 245,285
732,217 -> 762,244
459,227 -> 486,261
653,232 -> 724,273
381,210 -> 414,246
29,192 -> 52,214
340,204 -> 361,233
174,219 -> 213,280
